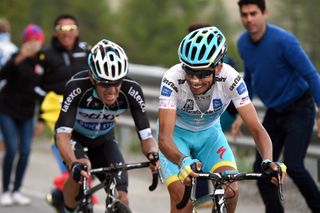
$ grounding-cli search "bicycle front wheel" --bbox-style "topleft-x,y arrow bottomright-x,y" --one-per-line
212,195 -> 227,213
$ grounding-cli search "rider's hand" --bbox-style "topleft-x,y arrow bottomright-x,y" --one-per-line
261,159 -> 287,185
178,156 -> 201,185
147,152 -> 160,173
70,158 -> 91,184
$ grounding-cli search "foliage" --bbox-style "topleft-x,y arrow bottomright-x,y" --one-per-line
0,0 -> 318,70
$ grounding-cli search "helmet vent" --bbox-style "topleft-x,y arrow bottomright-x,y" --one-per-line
191,47 -> 197,61
185,42 -> 191,56
207,34 -> 214,44
196,36 -> 202,43
189,31 -> 197,39
118,61 -> 122,76
111,65 -> 116,77
199,46 -> 206,60
99,45 -> 105,59
208,46 -> 216,60
104,63 -> 109,76
217,35 -> 222,45
109,54 -> 114,61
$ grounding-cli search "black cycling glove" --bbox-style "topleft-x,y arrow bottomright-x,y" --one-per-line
71,162 -> 87,182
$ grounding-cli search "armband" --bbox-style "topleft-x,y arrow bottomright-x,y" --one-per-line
261,159 -> 272,172
178,155 -> 187,168
139,128 -> 153,140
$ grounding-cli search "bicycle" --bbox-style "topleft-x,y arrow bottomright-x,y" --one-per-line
177,167 -> 284,213
75,160 -> 159,213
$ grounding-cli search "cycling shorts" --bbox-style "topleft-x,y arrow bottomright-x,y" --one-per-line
157,122 -> 237,186
72,132 -> 128,192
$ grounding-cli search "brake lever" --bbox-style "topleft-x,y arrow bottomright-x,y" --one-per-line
277,167 -> 284,202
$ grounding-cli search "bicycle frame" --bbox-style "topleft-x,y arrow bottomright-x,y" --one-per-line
76,161 -> 158,213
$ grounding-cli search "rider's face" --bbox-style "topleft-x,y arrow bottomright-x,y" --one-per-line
95,82 -> 122,106
184,65 -> 222,95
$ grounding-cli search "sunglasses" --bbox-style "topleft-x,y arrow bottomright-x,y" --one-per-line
95,79 -> 122,88
55,24 -> 78,32
182,64 -> 214,79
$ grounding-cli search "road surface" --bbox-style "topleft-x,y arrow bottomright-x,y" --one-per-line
0,137 -> 312,212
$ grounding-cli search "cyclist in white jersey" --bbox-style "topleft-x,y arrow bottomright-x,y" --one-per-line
157,26 -> 287,213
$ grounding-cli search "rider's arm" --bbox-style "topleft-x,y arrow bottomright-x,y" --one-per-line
55,132 -> 77,169
141,137 -> 158,156
237,103 -> 273,161
158,108 -> 183,165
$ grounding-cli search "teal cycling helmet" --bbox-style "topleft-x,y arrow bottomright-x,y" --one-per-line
88,39 -> 128,83
178,26 -> 227,69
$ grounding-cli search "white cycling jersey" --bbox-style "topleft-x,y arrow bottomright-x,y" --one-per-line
159,63 -> 251,131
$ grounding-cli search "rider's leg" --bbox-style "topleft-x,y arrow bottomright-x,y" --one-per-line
63,174 -> 80,210
168,180 -> 193,213
118,190 -> 129,205
212,166 -> 239,213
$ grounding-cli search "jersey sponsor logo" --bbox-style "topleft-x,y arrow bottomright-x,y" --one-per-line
163,77 -> 178,92
86,96 -> 93,107
78,111 -> 115,121
229,75 -> 241,91
215,76 -> 227,82
212,99 -> 223,111
178,79 -> 186,84
78,120 -> 114,131
217,146 -> 227,159
161,86 -> 173,97
128,86 -> 146,112
182,99 -> 194,111
61,88 -> 81,112
236,82 -> 247,95
240,96 -> 249,105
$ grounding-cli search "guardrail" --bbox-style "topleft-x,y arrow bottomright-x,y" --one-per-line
118,63 -> 320,181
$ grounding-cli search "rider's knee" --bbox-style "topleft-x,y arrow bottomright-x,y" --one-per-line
118,190 -> 129,205
225,182 -> 239,199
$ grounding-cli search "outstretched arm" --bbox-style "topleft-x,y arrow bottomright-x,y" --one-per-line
236,103 -> 272,161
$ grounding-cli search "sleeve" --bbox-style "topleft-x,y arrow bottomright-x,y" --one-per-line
225,69 -> 251,108
0,53 -> 18,80
126,83 -> 153,140
283,34 -> 320,106
55,82 -> 82,134
159,67 -> 179,109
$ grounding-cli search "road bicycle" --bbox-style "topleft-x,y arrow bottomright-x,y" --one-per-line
75,160 -> 159,213
177,167 -> 284,213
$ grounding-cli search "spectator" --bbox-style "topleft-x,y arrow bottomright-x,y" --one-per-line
0,18 -> 17,69
0,24 -> 45,206
35,14 -> 91,212
0,18 -> 18,159
233,0 -> 320,212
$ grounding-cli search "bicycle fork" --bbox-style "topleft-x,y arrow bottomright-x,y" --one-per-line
214,185 -> 226,212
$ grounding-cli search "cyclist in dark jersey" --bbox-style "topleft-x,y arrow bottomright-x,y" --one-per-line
55,39 -> 159,213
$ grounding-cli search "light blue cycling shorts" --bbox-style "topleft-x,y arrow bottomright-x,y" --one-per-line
157,122 -> 237,186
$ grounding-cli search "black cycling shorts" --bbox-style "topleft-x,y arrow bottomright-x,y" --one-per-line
72,131 -> 128,193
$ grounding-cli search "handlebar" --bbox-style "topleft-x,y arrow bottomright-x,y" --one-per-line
176,168 -> 284,209
85,161 -> 159,197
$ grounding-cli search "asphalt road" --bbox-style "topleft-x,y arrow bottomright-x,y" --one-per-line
0,137 -> 313,213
